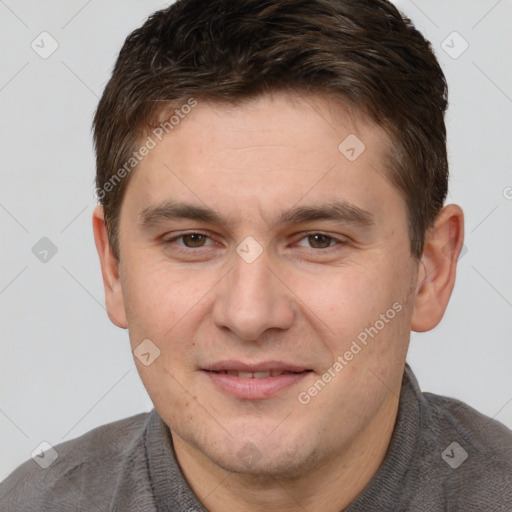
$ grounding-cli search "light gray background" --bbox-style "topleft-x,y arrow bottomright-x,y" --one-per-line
1,0 -> 511,480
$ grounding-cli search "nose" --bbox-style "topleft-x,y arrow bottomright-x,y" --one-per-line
212,251 -> 296,342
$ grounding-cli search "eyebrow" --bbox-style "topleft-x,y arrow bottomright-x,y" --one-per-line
137,200 -> 374,230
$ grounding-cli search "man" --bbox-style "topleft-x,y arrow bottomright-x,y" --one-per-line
1,0 -> 511,510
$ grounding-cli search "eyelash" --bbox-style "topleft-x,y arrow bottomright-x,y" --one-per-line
162,231 -> 347,253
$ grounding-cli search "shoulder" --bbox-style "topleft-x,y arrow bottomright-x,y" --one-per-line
424,390 -> 512,462
0,412 -> 151,512
418,389 -> 512,509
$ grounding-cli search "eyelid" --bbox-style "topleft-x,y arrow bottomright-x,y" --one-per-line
163,230 -> 216,245
294,231 -> 349,249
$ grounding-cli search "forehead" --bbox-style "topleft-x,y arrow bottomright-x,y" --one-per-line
148,92 -> 383,167
123,92 -> 401,226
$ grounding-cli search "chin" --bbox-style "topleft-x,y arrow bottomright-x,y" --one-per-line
196,426 -> 323,480
215,447 -> 317,479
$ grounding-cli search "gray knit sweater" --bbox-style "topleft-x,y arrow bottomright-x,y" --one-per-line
1,365 -> 511,511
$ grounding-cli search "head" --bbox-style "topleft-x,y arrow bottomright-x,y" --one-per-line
92,0 -> 464,481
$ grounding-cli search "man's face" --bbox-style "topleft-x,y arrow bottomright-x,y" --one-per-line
112,93 -> 419,476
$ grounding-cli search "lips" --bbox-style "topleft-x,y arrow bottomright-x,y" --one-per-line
202,361 -> 312,400
204,360 -> 310,373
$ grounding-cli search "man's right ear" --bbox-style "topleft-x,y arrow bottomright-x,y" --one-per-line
92,205 -> 128,329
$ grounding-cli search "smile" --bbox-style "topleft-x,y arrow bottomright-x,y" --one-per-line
202,362 -> 313,400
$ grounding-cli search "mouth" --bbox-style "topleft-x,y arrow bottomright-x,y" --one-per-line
209,369 -> 306,378
202,361 -> 313,400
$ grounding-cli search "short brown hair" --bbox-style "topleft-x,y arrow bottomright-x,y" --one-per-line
93,0 -> 448,260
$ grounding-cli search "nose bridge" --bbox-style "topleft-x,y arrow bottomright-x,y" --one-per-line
213,249 -> 295,340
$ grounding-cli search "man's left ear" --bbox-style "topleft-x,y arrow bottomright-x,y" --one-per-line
411,204 -> 465,332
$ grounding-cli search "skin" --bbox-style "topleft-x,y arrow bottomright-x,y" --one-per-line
93,91 -> 464,512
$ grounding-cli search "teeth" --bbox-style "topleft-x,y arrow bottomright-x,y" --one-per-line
253,371 -> 271,378
221,370 -> 289,378
237,371 -> 254,379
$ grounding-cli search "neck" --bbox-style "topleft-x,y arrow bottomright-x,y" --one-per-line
171,392 -> 400,512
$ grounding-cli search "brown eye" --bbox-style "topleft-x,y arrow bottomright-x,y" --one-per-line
182,233 -> 207,247
307,234 -> 333,249
162,231 -> 216,252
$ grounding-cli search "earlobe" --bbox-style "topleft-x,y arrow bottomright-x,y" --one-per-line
411,204 -> 464,332
92,205 -> 128,329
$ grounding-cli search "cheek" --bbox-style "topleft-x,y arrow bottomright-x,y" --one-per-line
292,256 -> 413,352
120,262 -> 211,386
297,263 -> 392,323
121,258 -> 206,339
